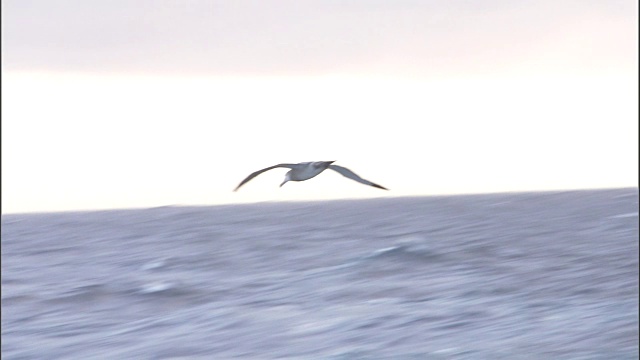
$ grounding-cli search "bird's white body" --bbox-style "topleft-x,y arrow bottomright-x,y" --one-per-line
234,161 -> 388,191
283,162 -> 332,182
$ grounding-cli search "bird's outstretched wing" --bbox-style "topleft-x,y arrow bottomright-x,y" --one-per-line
328,165 -> 388,190
234,163 -> 297,191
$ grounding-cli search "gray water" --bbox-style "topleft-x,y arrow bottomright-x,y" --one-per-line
2,189 -> 638,359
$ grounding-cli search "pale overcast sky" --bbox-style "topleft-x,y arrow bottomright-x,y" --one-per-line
2,0 -> 638,213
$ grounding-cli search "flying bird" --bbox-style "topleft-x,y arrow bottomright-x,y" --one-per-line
234,161 -> 388,191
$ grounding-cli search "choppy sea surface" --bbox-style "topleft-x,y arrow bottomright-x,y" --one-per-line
2,188 -> 638,359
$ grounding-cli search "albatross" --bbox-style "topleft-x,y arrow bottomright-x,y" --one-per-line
234,161 -> 388,191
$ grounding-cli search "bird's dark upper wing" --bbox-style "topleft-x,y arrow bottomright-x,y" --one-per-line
328,165 -> 388,190
234,163 -> 297,191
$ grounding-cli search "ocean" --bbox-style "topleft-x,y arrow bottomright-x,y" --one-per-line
2,188 -> 638,359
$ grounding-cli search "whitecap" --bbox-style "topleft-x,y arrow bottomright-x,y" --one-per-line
608,212 -> 639,219
139,257 -> 169,271
138,281 -> 176,294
